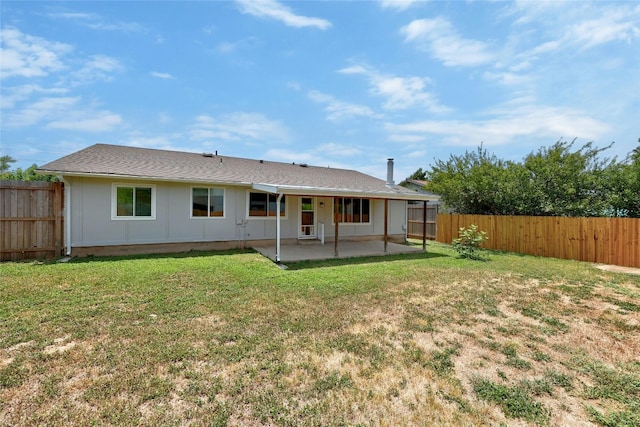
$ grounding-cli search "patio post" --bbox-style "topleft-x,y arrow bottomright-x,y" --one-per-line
334,197 -> 339,257
276,193 -> 283,262
384,199 -> 389,253
422,200 -> 427,251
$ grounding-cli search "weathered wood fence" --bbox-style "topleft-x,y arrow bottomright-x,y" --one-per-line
407,204 -> 438,240
437,214 -> 640,268
1,180 -> 64,261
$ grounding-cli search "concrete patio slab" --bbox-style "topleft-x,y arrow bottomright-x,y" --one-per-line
253,240 -> 425,263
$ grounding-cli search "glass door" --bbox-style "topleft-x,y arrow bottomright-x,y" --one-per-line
298,197 -> 316,239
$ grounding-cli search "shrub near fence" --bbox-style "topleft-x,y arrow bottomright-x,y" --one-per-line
437,214 -> 640,268
0,180 -> 64,261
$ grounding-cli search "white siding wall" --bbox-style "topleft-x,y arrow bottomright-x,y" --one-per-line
65,177 -> 407,249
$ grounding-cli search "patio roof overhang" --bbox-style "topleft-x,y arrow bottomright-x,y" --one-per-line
251,183 -> 440,202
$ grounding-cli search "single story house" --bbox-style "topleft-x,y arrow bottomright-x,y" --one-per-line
38,144 -> 439,260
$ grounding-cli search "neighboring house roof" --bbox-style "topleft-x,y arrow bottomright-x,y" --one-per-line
401,179 -> 439,199
38,144 -> 438,201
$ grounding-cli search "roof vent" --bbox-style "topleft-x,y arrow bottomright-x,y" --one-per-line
259,160 -> 264,164
300,163 -> 308,168
202,152 -> 214,157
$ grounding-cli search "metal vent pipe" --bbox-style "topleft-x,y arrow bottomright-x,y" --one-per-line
386,158 -> 394,187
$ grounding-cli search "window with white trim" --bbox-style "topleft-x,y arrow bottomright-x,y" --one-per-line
334,197 -> 370,223
192,187 -> 224,218
112,184 -> 155,220
249,192 -> 286,217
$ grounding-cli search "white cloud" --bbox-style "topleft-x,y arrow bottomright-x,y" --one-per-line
46,112 -> 122,132
5,95 -> 122,132
7,96 -> 80,127
566,9 -> 640,50
316,142 -> 363,157
386,104 -> 610,147
388,134 -> 426,143
375,75 -> 442,111
125,133 -> 186,151
400,17 -> 494,67
338,65 -> 368,75
483,70 -> 532,86
158,113 -> 172,124
72,55 -> 123,84
190,112 -> 289,142
263,145 -> 360,168
308,90 -> 383,121
150,71 -> 174,79
510,2 -> 640,56
47,11 -> 145,33
216,37 -> 260,54
235,0 -> 331,30
0,27 -> 72,79
380,0 -> 420,11
338,64 -> 450,113
263,148 -> 315,164
0,84 -> 68,109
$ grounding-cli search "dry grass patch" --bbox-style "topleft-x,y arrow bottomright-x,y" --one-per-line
1,245 -> 639,426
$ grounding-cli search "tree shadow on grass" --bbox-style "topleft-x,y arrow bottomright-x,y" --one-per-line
282,251 -> 449,270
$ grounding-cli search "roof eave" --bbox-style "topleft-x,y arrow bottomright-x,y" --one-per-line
36,170 -> 252,187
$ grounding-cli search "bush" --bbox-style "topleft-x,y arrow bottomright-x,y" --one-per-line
452,224 -> 488,260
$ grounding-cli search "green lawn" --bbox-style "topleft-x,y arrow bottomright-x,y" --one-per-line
1,243 -> 639,426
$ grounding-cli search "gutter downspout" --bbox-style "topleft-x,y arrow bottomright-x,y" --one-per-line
276,193 -> 283,263
62,177 -> 71,256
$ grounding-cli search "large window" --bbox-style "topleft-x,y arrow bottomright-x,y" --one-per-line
249,192 -> 286,217
112,184 -> 155,219
192,187 -> 224,218
334,197 -> 370,223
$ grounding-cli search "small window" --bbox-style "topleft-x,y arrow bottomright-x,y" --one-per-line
192,187 -> 224,218
112,184 -> 155,220
249,192 -> 286,217
334,197 -> 370,223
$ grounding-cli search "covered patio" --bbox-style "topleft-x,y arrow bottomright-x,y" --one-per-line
253,240 -> 425,263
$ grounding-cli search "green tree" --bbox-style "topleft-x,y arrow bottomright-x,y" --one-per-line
1,163 -> 58,181
519,139 -> 615,216
0,155 -> 16,173
604,140 -> 640,217
425,145 -> 523,214
406,168 -> 427,181
425,139 -> 623,217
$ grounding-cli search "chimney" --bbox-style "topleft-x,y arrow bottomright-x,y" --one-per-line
386,158 -> 395,187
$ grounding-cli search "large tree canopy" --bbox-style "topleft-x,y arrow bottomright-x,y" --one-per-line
418,139 -> 639,218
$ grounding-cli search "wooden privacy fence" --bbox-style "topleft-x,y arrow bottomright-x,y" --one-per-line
1,180 -> 64,261
407,204 -> 438,240
437,214 -> 640,268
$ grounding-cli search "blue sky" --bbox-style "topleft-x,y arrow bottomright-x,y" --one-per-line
1,1 -> 639,181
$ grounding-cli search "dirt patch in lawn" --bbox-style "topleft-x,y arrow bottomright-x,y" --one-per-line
595,264 -> 640,275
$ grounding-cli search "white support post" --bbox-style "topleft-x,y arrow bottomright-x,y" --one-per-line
276,193 -> 283,262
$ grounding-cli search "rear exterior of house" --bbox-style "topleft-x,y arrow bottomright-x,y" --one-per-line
38,144 -> 438,257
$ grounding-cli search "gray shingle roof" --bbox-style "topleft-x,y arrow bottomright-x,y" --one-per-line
38,144 -> 437,200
